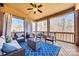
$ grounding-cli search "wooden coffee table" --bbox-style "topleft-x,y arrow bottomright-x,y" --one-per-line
27,38 -> 41,51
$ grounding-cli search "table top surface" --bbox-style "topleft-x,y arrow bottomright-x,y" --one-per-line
28,38 -> 41,42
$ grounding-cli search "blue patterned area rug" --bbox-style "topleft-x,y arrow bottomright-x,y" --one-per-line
19,42 -> 61,56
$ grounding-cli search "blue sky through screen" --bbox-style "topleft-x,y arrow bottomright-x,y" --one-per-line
12,17 -> 24,26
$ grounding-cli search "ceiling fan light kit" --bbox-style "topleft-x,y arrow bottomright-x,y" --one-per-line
33,8 -> 37,11
27,3 -> 42,14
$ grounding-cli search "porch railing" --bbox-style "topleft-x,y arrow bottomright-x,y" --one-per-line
33,31 -> 75,43
49,32 -> 74,43
14,31 -> 74,43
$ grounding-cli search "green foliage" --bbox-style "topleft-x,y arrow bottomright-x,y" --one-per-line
6,36 -> 12,43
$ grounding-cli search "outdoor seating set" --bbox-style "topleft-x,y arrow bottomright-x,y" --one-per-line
0,32 -> 56,56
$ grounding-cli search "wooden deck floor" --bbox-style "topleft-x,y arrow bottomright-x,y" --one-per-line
55,41 -> 79,56
42,39 -> 79,56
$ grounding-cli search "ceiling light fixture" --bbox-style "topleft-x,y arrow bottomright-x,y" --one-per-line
27,3 -> 42,14
33,8 -> 37,11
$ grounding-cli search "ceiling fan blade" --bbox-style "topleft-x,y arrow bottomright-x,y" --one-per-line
0,3 -> 4,7
34,11 -> 36,14
30,3 -> 34,7
27,8 -> 33,10
34,4 -> 36,8
37,9 -> 42,13
38,4 -> 42,8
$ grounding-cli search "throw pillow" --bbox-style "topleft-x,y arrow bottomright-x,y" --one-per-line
6,36 -> 12,43
1,43 -> 18,53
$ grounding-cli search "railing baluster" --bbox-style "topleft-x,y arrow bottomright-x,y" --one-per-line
73,34 -> 74,43
71,34 -> 72,43
63,34 -> 64,41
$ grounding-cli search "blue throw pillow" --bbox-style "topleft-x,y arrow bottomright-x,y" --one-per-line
2,43 -> 18,53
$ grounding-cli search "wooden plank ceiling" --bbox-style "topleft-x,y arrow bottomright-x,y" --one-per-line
3,3 -> 75,21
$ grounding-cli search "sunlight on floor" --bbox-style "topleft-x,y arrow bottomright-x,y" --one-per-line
55,41 -> 79,56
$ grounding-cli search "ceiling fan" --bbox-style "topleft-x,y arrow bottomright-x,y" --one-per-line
27,3 -> 42,14
0,3 -> 4,7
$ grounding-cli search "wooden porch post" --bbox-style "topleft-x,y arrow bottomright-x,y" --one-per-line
75,10 -> 79,46
35,22 -> 37,36
24,19 -> 26,39
0,12 -> 4,36
47,18 -> 50,36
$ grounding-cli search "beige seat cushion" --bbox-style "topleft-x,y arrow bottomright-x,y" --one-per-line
17,37 -> 24,40
7,40 -> 22,49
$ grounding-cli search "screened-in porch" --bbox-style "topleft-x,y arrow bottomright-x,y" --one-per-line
1,3 -> 79,56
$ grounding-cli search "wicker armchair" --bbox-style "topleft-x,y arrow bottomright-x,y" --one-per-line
45,35 -> 56,44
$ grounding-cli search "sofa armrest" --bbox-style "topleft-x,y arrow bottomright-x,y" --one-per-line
2,48 -> 25,56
